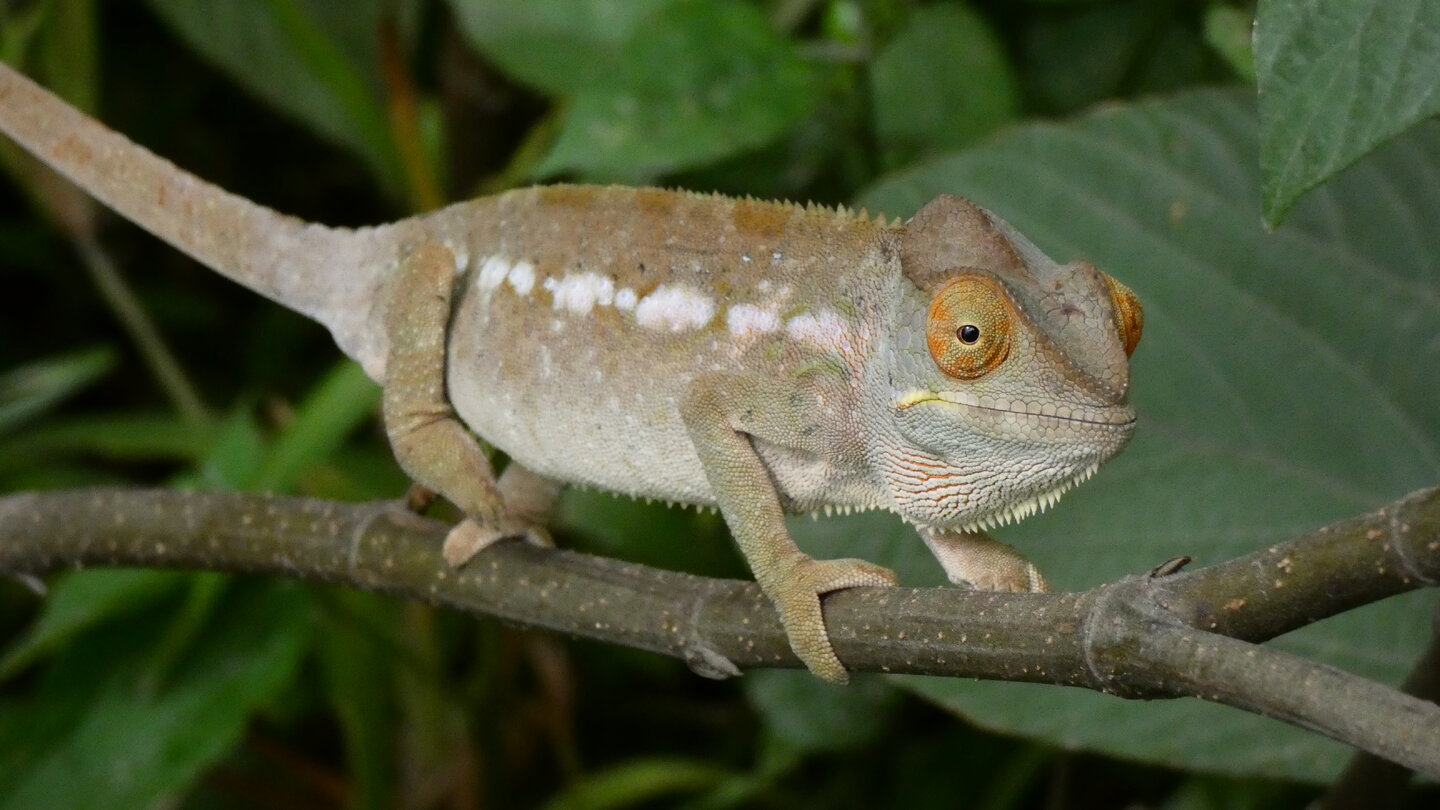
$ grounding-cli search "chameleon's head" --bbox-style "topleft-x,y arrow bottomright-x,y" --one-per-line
876,194 -> 1142,531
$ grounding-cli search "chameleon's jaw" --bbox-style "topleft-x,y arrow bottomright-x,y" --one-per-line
881,388 -> 1135,532
955,460 -> 1102,533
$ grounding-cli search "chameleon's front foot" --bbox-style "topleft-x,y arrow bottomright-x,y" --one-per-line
767,556 -> 899,684
918,527 -> 1048,593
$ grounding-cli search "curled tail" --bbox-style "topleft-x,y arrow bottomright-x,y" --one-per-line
0,61 -> 393,378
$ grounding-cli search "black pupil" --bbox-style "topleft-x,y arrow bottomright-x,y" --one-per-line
957,325 -> 981,344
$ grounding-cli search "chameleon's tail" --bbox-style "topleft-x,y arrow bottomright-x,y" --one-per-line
0,62 -> 392,378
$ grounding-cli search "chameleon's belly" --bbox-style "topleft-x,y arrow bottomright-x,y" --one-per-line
446,265 -> 728,504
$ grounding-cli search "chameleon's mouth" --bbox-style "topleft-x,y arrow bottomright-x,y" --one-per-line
895,390 -> 1135,428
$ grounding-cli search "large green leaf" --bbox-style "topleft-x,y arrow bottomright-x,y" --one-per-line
828,87 -> 1440,781
743,669 -> 900,754
1255,0 -> 1440,225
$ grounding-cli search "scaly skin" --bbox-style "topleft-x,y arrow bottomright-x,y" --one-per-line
0,63 -> 1142,683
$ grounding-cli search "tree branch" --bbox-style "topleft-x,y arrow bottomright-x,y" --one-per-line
1316,604 -> 1440,810
2,487 -> 1438,777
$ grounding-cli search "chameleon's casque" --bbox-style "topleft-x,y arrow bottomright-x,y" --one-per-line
0,63 -> 1140,683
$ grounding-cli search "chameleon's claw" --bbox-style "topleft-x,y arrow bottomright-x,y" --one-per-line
442,517 -> 554,567
403,482 -> 439,515
771,557 -> 899,684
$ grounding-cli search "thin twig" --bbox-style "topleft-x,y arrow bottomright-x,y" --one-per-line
72,233 -> 211,425
1,487 -> 1438,777
378,14 -> 444,213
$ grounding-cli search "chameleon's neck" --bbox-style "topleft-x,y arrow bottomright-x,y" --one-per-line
0,61 -> 392,375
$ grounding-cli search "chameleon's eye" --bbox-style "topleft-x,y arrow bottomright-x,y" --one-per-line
926,274 -> 1012,380
1102,273 -> 1143,356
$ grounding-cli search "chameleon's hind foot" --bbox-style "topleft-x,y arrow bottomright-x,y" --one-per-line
441,463 -> 561,566
770,556 -> 898,684
442,517 -> 553,567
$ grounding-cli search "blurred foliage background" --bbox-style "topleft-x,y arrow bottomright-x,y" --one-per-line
1,0 -> 1438,808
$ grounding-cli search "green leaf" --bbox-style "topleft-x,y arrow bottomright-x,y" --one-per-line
33,0 -> 98,114
0,3 -> 47,68
533,1 -> 825,182
446,0 -> 683,94
538,757 -> 732,810
852,88 -> 1440,781
0,413 -> 216,476
0,570 -> 186,680
250,359 -> 380,492
869,3 -> 1018,169
0,582 -> 309,810
315,592 -> 399,810
142,0 -> 403,192
1203,4 -> 1256,82
743,669 -> 900,754
1255,0 -> 1440,225
191,405 -> 269,491
0,347 -> 115,435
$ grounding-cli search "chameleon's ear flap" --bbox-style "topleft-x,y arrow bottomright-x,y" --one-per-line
901,194 -> 1025,293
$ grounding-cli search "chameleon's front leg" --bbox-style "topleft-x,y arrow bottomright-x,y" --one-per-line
918,527 -> 1048,592
682,373 -> 898,684
382,242 -> 554,563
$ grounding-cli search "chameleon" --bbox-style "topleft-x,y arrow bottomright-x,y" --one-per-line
0,62 -> 1141,683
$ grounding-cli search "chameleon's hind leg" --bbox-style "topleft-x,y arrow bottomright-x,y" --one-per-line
918,527 -> 1048,592
382,242 -> 553,565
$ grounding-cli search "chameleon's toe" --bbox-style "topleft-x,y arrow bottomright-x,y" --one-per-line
955,557 -> 1047,593
919,528 -> 1049,593
442,517 -> 552,567
772,557 -> 899,684
1006,561 -> 1048,593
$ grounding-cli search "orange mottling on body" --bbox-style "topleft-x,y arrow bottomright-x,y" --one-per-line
633,187 -> 679,219
731,198 -> 790,243
50,133 -> 93,167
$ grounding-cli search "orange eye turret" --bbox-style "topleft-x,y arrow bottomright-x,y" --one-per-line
1102,274 -> 1143,356
925,274 -> 1013,380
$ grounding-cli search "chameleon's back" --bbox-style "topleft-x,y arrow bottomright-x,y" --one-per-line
425,185 -> 903,504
